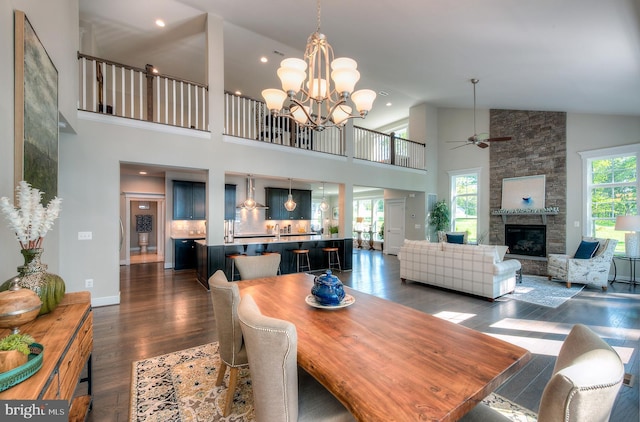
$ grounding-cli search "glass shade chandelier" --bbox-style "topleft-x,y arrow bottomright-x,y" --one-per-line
284,178 -> 297,211
262,0 -> 376,131
319,181 -> 329,212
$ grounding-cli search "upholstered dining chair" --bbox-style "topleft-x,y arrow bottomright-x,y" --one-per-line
237,294 -> 355,422
233,254 -> 281,280
461,324 -> 625,422
547,237 -> 618,290
208,270 -> 249,416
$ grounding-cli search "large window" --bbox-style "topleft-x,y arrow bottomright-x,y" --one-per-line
353,197 -> 384,240
584,146 -> 639,253
450,170 -> 479,243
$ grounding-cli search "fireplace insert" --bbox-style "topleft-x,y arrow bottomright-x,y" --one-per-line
505,224 -> 546,257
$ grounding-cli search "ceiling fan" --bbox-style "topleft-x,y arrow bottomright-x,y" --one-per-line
450,79 -> 512,149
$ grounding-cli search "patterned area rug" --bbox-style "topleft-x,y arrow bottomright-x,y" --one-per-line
496,275 -> 585,308
130,342 -> 254,421
130,342 -> 535,421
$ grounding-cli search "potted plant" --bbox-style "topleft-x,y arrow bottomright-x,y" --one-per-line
0,333 -> 35,373
329,225 -> 339,238
378,223 -> 384,240
429,200 -> 450,232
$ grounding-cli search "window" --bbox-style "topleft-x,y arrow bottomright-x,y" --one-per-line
583,146 -> 639,253
353,197 -> 385,240
449,170 -> 479,243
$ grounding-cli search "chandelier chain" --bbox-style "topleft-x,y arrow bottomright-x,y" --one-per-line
316,0 -> 321,32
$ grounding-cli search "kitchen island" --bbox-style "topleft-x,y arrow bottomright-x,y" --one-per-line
195,236 -> 353,288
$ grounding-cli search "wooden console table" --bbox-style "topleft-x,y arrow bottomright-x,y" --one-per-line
0,291 -> 93,421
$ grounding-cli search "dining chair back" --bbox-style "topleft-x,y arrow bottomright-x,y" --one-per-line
208,270 -> 249,416
234,254 -> 281,280
238,294 -> 354,422
461,323 -> 625,422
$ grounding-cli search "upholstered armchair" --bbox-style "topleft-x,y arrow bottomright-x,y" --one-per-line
547,237 -> 617,290
437,231 -> 468,244
238,294 -> 354,422
209,270 -> 249,416
461,324 -> 625,422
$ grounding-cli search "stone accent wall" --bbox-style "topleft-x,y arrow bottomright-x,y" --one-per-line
489,110 -> 567,275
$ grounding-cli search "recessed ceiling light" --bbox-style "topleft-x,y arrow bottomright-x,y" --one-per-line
152,68 -> 158,74
155,19 -> 165,27
235,90 -> 242,96
386,102 -> 392,107
260,57 -> 268,63
139,171 -> 147,175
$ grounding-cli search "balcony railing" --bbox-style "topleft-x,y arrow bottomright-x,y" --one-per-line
77,53 -> 208,130
77,54 -> 426,169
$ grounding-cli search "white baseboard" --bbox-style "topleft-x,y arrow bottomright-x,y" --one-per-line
91,294 -> 121,307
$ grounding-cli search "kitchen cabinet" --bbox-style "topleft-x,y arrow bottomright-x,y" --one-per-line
225,184 -> 236,220
173,180 -> 206,220
174,238 -> 199,270
265,188 -> 312,220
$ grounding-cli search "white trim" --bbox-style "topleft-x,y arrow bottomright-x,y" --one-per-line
578,143 -> 640,159
447,167 -> 482,240
92,294 -> 121,307
122,192 -> 166,266
79,110 -> 210,138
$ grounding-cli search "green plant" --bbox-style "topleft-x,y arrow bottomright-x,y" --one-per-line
0,333 -> 35,356
378,223 -> 384,240
329,225 -> 339,234
429,200 -> 450,232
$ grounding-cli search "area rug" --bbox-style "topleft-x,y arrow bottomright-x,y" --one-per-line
130,342 -> 535,421
130,342 -> 254,421
496,275 -> 585,308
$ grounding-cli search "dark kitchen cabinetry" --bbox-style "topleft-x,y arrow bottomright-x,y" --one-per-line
174,238 -> 199,270
173,181 -> 206,220
265,188 -> 312,220
225,184 -> 236,220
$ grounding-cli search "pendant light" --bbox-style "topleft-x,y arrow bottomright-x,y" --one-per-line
319,181 -> 329,212
284,178 -> 297,211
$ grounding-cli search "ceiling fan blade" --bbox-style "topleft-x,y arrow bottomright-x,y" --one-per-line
450,143 -> 472,150
475,133 -> 490,142
486,136 -> 512,142
477,142 -> 489,148
446,140 -> 468,144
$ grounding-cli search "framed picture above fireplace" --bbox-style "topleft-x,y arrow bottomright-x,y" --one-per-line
501,175 -> 545,210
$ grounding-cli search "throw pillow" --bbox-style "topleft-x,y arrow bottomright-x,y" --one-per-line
573,240 -> 600,259
446,234 -> 465,244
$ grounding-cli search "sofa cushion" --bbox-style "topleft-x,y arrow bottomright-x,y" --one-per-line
446,234 -> 465,244
574,240 -> 600,259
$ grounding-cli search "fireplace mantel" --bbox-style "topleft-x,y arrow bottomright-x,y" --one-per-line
492,208 -> 559,224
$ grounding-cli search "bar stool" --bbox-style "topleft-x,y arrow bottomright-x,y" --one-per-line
260,251 -> 281,275
226,253 -> 245,281
322,247 -> 341,272
292,249 -> 311,273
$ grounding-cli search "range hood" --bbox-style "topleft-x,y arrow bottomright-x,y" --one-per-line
237,176 -> 268,210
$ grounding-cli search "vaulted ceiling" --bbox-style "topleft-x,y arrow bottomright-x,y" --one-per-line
80,0 -> 640,130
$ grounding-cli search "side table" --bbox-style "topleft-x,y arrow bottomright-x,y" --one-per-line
610,255 -> 639,285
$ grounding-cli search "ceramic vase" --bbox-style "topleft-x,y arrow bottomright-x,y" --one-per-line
1,248 -> 66,315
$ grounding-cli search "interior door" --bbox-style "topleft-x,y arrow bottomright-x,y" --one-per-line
384,199 -> 405,255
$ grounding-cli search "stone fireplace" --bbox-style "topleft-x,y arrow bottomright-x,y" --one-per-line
489,110 -> 567,275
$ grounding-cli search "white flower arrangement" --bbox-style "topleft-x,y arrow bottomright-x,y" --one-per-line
0,181 -> 62,250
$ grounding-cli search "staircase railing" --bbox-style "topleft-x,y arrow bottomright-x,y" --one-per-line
77,53 -> 208,131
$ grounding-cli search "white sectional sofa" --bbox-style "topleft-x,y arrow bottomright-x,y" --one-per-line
399,240 -> 521,300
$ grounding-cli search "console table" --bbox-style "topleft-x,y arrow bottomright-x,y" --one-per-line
610,255 -> 639,285
0,292 -> 93,421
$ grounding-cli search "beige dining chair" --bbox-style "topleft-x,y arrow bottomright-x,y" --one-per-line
237,294 -> 355,422
461,324 -> 625,422
233,254 -> 281,280
208,270 -> 249,416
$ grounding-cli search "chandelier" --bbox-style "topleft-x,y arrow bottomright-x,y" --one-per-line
262,0 -> 376,131
319,181 -> 329,212
284,178 -> 297,211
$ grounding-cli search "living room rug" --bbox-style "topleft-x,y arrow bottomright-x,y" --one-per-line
496,275 -> 585,308
130,342 -> 535,421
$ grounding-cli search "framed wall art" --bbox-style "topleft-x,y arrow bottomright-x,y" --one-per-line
501,175 -> 546,210
14,10 -> 59,203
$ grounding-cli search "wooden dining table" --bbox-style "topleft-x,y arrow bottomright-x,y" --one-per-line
238,273 -> 531,422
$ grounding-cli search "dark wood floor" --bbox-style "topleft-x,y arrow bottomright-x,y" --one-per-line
87,250 -> 639,422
